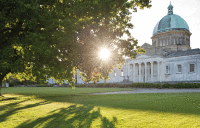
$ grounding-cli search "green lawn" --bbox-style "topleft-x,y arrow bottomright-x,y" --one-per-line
0,87 -> 200,128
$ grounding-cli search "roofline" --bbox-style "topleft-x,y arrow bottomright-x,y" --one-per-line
152,14 -> 190,36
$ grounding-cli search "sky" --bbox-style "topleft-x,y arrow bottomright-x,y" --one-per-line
129,0 -> 200,49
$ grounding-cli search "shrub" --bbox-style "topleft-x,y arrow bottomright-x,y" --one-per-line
197,83 -> 200,88
132,83 -> 137,87
175,83 -> 183,88
182,83 -> 187,88
148,83 -> 154,88
138,83 -> 143,88
155,83 -> 160,88
137,83 -> 143,88
145,83 -> 152,88
163,83 -> 170,88
119,84 -> 127,88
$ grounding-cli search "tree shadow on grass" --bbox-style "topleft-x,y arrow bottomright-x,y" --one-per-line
16,105 -> 118,128
5,89 -> 200,116
0,100 -> 51,123
35,93 -> 200,116
1,97 -> 18,101
0,98 -> 30,111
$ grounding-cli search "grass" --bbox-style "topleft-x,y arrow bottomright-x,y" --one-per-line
0,87 -> 200,128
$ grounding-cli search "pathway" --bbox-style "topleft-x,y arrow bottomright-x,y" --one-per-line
91,88 -> 200,95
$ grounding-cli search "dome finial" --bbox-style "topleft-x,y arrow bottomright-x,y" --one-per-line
168,2 -> 173,15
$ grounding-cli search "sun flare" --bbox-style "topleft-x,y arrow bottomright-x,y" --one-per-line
100,48 -> 110,60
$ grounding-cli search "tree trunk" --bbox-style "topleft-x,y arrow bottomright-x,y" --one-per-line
0,84 -> 2,96
0,76 -> 4,96
0,71 -> 10,96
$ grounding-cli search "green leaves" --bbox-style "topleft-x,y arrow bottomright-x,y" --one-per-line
0,0 -> 151,89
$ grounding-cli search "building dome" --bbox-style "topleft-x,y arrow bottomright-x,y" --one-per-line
153,3 -> 190,36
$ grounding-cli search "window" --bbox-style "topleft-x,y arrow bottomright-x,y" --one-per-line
177,65 -> 182,73
150,68 -> 151,74
163,40 -> 165,46
174,38 -> 176,45
114,71 -> 116,76
177,38 -> 179,44
190,64 -> 194,72
121,70 -> 123,76
166,39 -> 168,45
166,66 -> 170,74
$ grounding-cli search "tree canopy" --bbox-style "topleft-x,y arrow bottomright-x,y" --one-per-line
0,0 -> 151,95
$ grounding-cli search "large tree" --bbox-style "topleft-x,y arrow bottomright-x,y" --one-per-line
0,0 -> 151,95
0,0 -> 80,95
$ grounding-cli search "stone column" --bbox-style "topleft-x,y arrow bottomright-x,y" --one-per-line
145,62 -> 147,82
128,62 -> 130,80
126,61 -> 129,79
139,63 -> 141,82
151,61 -> 153,82
130,64 -> 133,81
158,61 -> 160,82
133,63 -> 135,82
125,61 -> 127,78
160,61 -> 163,82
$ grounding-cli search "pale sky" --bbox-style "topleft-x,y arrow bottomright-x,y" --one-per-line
129,0 -> 200,49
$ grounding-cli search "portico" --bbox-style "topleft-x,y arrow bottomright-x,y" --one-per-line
129,58 -> 163,83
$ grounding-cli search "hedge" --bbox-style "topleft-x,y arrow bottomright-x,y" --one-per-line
75,82 -> 200,88
11,82 -> 200,88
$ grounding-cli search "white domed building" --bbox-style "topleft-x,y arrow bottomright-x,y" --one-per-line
106,3 -> 200,83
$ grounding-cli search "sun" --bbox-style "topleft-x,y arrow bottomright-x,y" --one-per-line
100,48 -> 110,60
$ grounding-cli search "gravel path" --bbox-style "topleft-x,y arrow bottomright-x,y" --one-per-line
91,88 -> 200,95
